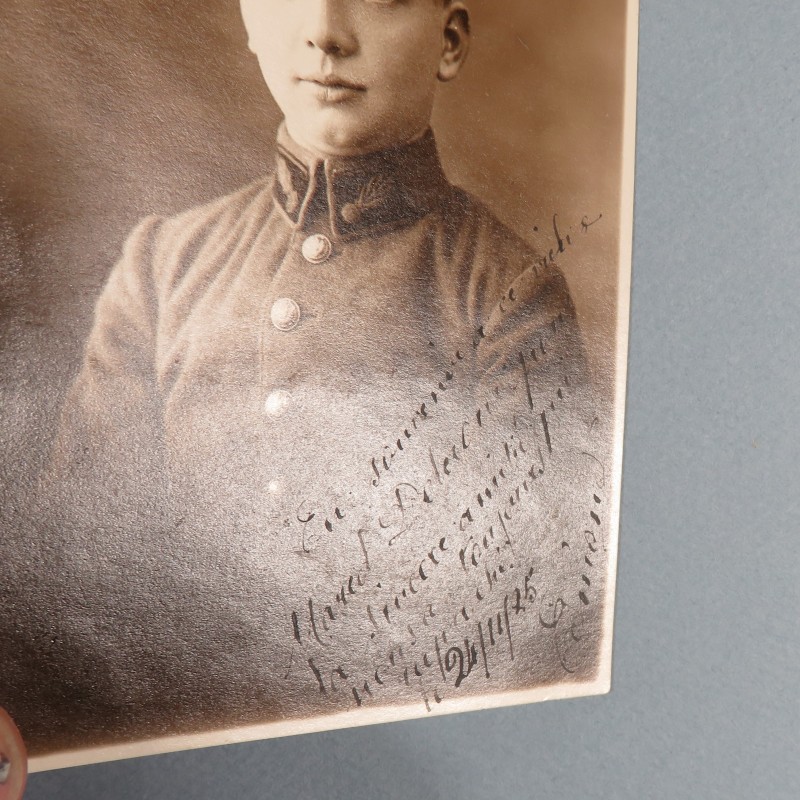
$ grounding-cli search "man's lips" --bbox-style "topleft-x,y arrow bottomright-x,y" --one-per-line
297,75 -> 367,104
298,75 -> 366,92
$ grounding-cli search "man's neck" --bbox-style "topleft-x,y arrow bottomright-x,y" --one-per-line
282,123 -> 432,163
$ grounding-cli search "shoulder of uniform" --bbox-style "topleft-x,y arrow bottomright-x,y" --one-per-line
441,187 -> 572,320
141,176 -> 273,292
158,176 -> 273,241
446,193 -> 587,380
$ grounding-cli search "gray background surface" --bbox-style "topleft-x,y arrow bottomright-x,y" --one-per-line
22,0 -> 800,798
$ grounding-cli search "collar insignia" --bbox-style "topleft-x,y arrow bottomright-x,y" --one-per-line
274,124 -> 448,240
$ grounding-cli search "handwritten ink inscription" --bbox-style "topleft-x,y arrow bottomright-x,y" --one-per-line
278,213 -> 610,713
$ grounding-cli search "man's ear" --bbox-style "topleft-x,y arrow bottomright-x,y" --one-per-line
438,3 -> 470,83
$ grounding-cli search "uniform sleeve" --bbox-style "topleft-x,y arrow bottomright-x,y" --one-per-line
476,254 -> 589,399
41,214 -> 169,530
473,256 -> 597,513
0,217 -> 184,742
471,252 -> 610,684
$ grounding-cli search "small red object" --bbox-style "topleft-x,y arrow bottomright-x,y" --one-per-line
0,708 -> 27,800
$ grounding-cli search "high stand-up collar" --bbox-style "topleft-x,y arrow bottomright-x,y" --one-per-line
273,123 -> 450,241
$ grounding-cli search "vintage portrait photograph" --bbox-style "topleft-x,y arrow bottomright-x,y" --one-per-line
0,0 -> 637,771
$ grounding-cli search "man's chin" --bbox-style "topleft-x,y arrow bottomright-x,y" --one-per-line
289,115 -> 389,158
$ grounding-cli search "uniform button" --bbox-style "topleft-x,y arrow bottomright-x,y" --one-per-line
341,203 -> 362,225
301,233 -> 332,264
270,298 -> 301,331
264,390 -> 291,418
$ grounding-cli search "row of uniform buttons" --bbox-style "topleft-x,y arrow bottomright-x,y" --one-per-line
269,233 -> 332,332
265,234 -> 331,415
264,234 -> 332,418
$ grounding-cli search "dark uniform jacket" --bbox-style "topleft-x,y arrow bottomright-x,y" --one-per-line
10,125 -> 596,753
49,125 -> 585,523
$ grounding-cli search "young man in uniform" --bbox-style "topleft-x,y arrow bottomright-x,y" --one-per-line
48,0 -> 586,533
10,0 -> 595,751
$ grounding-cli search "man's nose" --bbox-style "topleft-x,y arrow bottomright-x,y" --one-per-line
303,0 -> 356,56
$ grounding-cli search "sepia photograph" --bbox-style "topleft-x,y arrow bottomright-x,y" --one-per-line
0,0 -> 637,771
